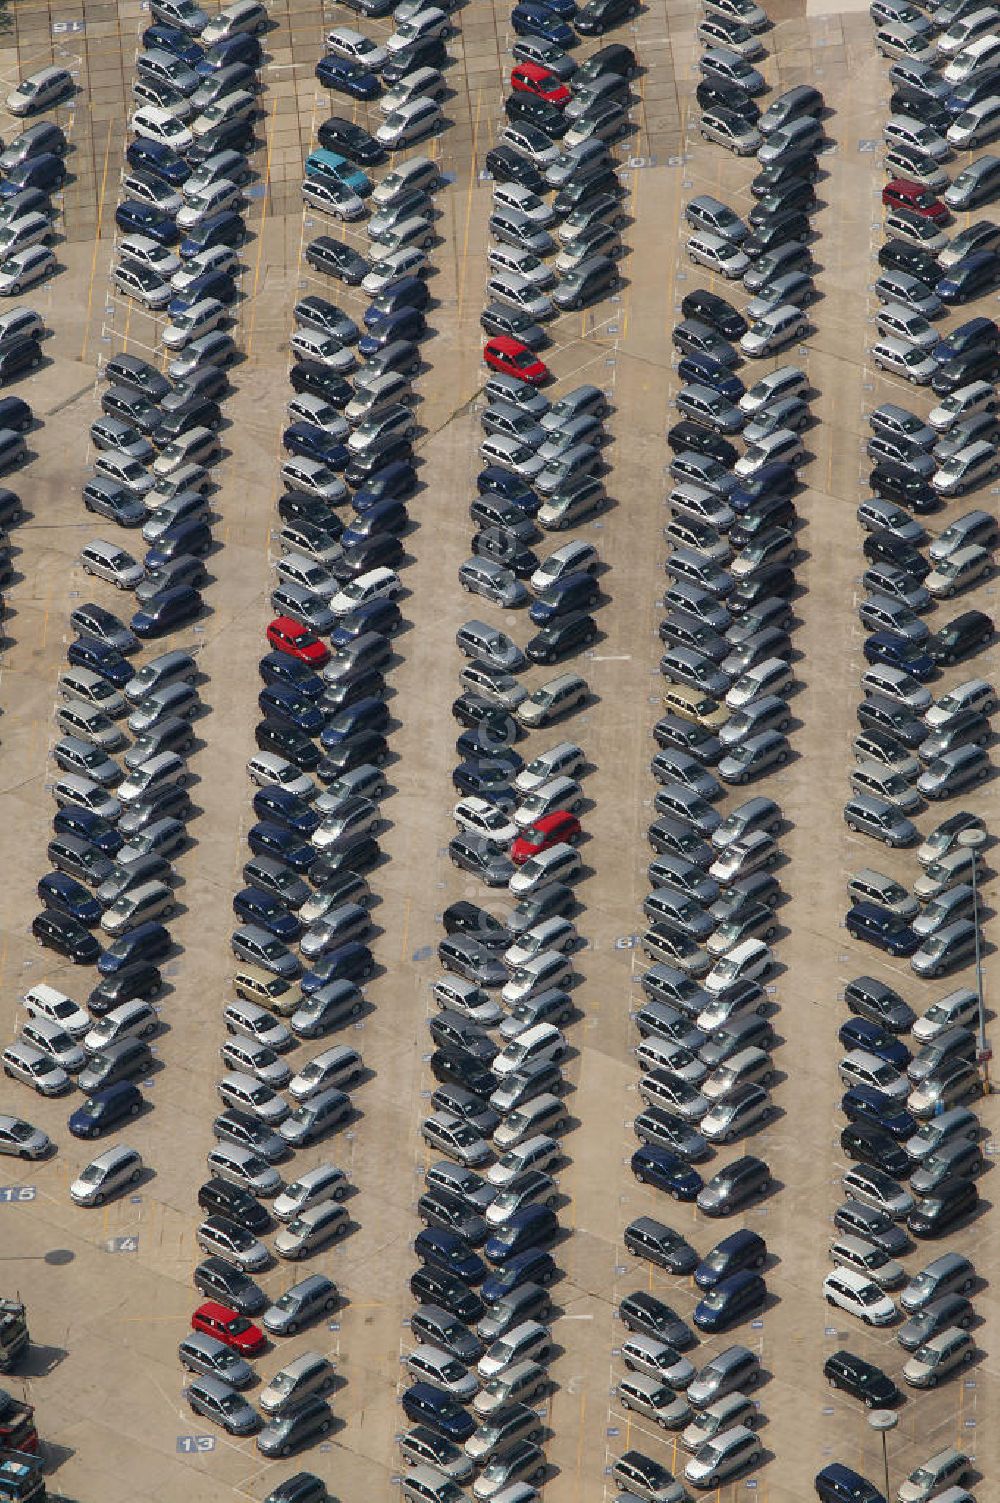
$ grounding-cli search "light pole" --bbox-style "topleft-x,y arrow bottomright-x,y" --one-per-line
868,1409 -> 897,1501
957,827 -> 990,1095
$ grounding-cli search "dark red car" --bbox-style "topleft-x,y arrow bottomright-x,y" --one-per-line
510,62 -> 571,107
511,810 -> 582,865
266,615 -> 331,666
882,178 -> 948,224
483,336 -> 550,386
191,1301 -> 266,1355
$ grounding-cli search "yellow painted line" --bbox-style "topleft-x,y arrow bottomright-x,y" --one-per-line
245,92 -> 279,362
455,90 -> 482,325
80,120 -> 114,364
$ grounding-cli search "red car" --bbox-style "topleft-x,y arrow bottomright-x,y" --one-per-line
511,810 -> 582,865
510,62 -> 571,107
882,178 -> 948,224
191,1301 -> 266,1356
483,336 -> 550,386
266,614 -> 330,666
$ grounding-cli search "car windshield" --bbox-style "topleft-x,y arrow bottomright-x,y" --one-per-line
8,1120 -> 35,1140
913,1343 -> 942,1366
78,1164 -> 103,1183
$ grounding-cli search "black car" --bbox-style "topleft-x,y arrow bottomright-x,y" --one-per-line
264,1475 -> 327,1503
103,353 -> 171,402
409,1264 -> 484,1323
288,360 -> 354,407
186,117 -> 254,163
730,564 -> 795,612
305,235 -> 369,285
380,35 -> 447,84
877,237 -> 940,284
748,177 -> 817,225
344,436 -> 413,488
840,1123 -> 910,1178
869,461 -> 938,513
889,88 -> 950,130
667,421 -> 738,468
931,344 -> 1000,395
484,145 -> 547,193
317,115 -> 385,164
472,527 -> 538,577
618,1290 -> 696,1349
696,78 -> 760,122
31,910 -> 100,964
88,961 -> 162,1015
750,154 -> 819,197
680,289 -> 747,340
255,718 -> 322,772
480,302 -> 546,348
430,1047 -> 497,1098
525,610 -> 598,664
822,1349 -> 902,1407
926,609 -> 993,664
278,491 -> 342,530
862,532 -> 930,580
743,211 -> 811,259
907,1176 -> 979,1237
504,92 -> 569,139
193,1256 -> 267,1316
577,42 -> 637,79
442,901 -> 511,947
697,1155 -> 771,1215
575,0 -> 640,33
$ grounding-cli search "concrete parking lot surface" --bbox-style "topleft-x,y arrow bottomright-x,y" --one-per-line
0,0 -> 995,1500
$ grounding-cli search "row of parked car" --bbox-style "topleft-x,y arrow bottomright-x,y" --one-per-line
816,7 -> 997,1499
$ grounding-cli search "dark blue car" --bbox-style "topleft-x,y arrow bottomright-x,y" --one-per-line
528,571 -> 600,625
258,652 -> 325,698
115,200 -> 179,244
258,685 -> 326,737
232,887 -> 301,942
283,421 -> 350,470
451,759 -> 518,807
320,697 -> 389,748
299,942 -> 374,993
329,598 -> 401,644
131,585 -> 202,638
52,806 -> 124,856
362,277 -> 430,326
845,902 -> 920,956
68,1082 -> 145,1140
510,1 -> 575,44
677,352 -> 746,401
476,466 -> 542,515
936,252 -> 1000,304
341,499 -> 408,546
195,32 -> 261,73
484,1205 -> 558,1265
0,154 -> 66,196
729,462 -> 797,514
631,1144 -> 704,1200
142,23 -> 205,65
247,821 -> 316,872
414,1227 -> 486,1284
357,306 -> 426,354
352,460 -> 417,511
37,871 -> 102,926
694,1228 -> 767,1290
841,1085 -> 917,1140
167,270 -> 237,315
401,1382 -> 476,1443
66,636 -> 133,687
862,630 -> 935,680
837,1017 -> 911,1070
481,1248 -> 556,1303
97,920 -> 172,976
252,787 -> 321,836
693,1270 -> 767,1332
315,54 -> 380,99
180,210 -> 245,260
125,136 -> 190,185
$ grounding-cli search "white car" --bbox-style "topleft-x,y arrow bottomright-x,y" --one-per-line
120,234 -> 181,278
361,247 -> 427,293
823,1268 -> 897,1327
171,245 -> 239,292
453,797 -> 518,846
245,751 -> 316,800
130,105 -> 193,152
387,5 -> 450,51
23,985 -> 90,1040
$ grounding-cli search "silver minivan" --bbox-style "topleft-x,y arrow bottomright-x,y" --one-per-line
274,1200 -> 349,1257
259,1351 -> 336,1415
69,1144 -> 143,1205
